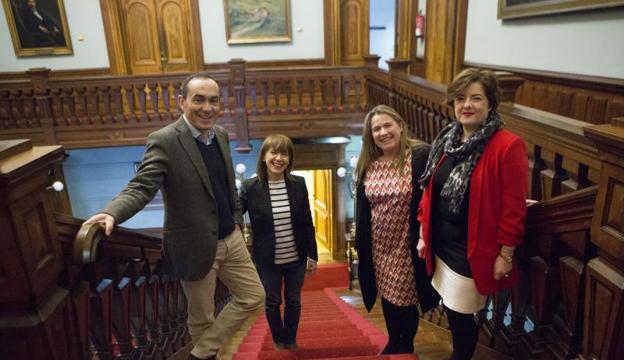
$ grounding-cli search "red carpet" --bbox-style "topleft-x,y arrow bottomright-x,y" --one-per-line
233,287 -> 418,359
301,263 -> 349,291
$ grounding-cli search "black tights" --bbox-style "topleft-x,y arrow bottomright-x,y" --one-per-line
380,298 -> 420,354
444,305 -> 478,360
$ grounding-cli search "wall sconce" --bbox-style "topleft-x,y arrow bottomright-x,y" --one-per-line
337,155 -> 359,199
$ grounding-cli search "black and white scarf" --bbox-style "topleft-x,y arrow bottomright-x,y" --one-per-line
418,111 -> 503,214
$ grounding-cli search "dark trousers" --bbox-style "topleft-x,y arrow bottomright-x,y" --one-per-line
444,305 -> 479,360
257,261 -> 307,345
380,297 -> 420,354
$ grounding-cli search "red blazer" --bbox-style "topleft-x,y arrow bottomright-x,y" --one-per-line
418,129 -> 528,295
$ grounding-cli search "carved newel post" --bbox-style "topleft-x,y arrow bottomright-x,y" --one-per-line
0,139 -> 80,359
581,117 -> 624,360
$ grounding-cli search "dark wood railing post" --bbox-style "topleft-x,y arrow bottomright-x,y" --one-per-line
363,54 -> 381,69
228,58 -> 251,153
386,58 -> 411,74
581,117 -> 624,360
26,67 -> 57,144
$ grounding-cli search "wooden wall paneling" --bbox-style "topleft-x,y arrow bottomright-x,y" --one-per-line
340,0 -> 369,66
395,0 -> 417,63
465,62 -> 624,125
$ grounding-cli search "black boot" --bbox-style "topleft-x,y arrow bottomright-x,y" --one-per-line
380,298 -> 403,354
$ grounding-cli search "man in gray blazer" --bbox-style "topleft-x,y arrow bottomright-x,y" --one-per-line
84,72 -> 265,360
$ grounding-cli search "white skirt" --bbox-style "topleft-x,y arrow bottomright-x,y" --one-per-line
431,256 -> 487,314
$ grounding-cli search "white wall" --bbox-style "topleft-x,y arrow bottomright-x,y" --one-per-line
465,0 -> 624,79
199,0 -> 325,63
0,0 -> 109,71
369,0 -> 395,70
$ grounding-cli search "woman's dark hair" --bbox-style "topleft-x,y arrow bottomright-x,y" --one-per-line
256,134 -> 295,181
446,68 -> 501,112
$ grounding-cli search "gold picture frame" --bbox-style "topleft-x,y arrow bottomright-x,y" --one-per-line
2,0 -> 73,56
223,0 -> 291,44
498,0 -> 624,20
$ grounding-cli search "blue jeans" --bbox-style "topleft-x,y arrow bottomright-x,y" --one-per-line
257,260 -> 307,345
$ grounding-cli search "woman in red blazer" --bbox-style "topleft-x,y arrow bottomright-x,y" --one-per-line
416,68 -> 528,360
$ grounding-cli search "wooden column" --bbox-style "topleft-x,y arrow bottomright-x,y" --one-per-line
582,117 -> 624,360
395,0 -> 418,74
228,59 -> 251,153
424,0 -> 459,84
0,139 -> 81,359
26,68 -> 57,145
363,54 -> 381,69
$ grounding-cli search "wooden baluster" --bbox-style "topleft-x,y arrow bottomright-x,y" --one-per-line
175,281 -> 191,344
261,78 -> 269,115
49,88 -> 62,126
0,90 -> 11,128
8,90 -> 23,127
521,253 -> 559,357
111,263 -> 135,359
172,81 -> 182,119
221,82 -> 230,119
501,247 -> 532,352
62,87 -> 76,126
129,262 -> 150,358
161,82 -> 172,121
320,78 -> 328,112
284,79 -> 292,113
167,277 -> 184,352
529,146 -> 547,201
308,79 -> 316,112
249,79 -> 258,115
147,82 -> 161,122
124,85 -> 137,123
87,86 -> 100,124
355,76 -> 362,111
110,86 -> 123,123
99,86 -> 112,124
145,273 -> 164,358
481,289 -> 512,351
332,77 -> 339,111
157,275 -> 174,357
137,84 -> 149,122
296,79 -> 304,113
341,77 -> 351,112
272,79 -> 281,113
90,277 -> 114,359
75,87 -> 87,125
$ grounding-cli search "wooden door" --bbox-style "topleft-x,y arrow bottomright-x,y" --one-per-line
120,0 -> 198,74
312,169 -> 333,251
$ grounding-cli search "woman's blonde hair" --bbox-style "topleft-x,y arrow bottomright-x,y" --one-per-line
355,105 -> 411,184
256,134 -> 295,181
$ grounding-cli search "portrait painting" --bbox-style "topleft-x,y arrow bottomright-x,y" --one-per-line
2,0 -> 73,56
224,0 -> 291,44
498,0 -> 624,20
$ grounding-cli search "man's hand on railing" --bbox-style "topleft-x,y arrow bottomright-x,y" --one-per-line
83,213 -> 115,236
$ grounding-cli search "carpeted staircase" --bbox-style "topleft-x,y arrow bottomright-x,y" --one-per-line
232,286 -> 419,360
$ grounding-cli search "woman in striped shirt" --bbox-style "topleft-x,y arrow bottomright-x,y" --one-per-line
239,134 -> 318,350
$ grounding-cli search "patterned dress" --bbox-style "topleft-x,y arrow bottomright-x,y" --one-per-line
364,152 -> 418,306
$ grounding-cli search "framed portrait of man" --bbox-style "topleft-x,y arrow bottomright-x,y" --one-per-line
2,0 -> 73,56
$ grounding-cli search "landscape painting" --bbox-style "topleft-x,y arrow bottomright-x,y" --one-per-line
224,0 -> 291,44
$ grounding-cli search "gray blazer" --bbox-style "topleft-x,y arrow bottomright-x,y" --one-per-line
103,118 -> 243,281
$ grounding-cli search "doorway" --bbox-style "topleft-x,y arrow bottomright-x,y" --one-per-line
101,0 -> 203,75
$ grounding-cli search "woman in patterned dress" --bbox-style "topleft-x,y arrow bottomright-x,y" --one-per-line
354,105 -> 439,355
417,69 -> 528,360
239,134 -> 318,350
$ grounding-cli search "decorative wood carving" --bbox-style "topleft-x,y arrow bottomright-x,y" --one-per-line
340,0 -> 369,66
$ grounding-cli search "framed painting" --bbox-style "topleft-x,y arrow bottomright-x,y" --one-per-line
498,0 -> 624,20
224,0 -> 291,44
2,0 -> 73,56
